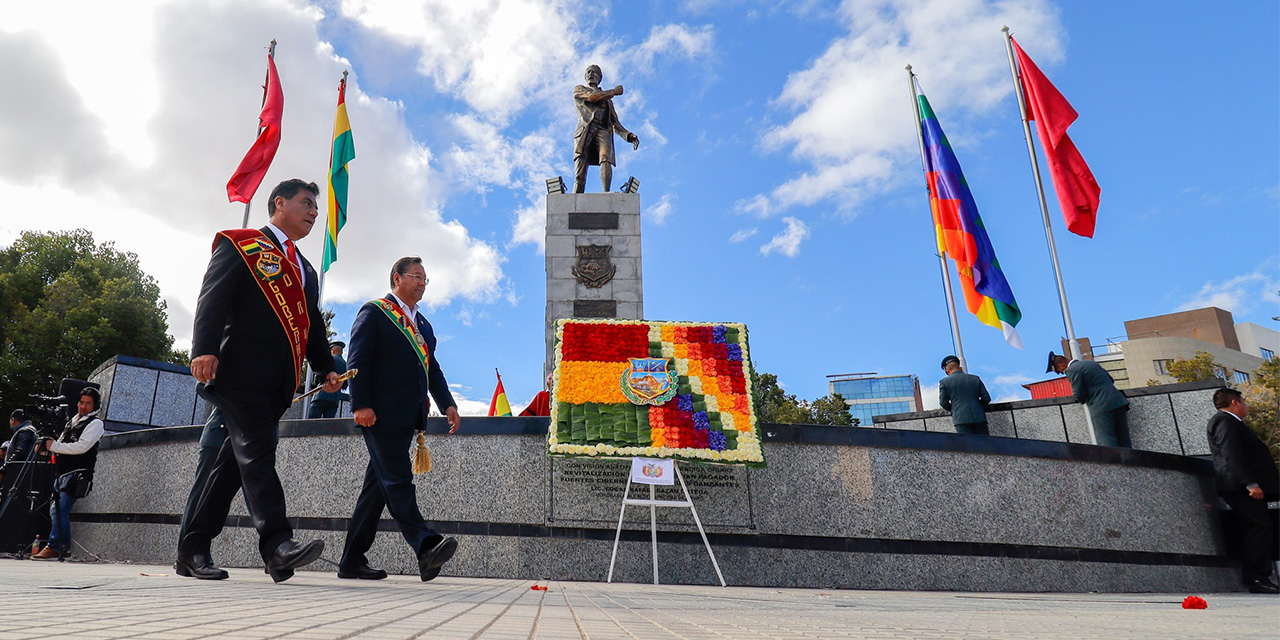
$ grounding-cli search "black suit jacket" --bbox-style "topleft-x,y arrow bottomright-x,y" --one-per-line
347,296 -> 456,427
1207,410 -> 1279,497
192,227 -> 334,412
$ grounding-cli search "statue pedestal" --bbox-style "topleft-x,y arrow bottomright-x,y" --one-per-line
544,192 -> 644,373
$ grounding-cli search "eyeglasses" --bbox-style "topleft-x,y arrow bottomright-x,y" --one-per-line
401,273 -> 429,284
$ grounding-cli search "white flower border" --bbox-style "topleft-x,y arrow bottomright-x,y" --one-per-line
547,318 -> 763,465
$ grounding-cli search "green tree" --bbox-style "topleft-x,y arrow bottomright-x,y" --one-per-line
809,393 -> 855,426
1165,351 -> 1226,383
1164,351 -> 1279,467
751,369 -> 854,426
320,308 -> 337,341
0,230 -> 178,440
1242,357 -> 1280,468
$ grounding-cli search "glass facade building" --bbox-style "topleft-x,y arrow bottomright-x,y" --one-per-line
828,374 -> 922,427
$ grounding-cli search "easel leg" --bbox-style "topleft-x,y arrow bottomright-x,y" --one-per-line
649,484 -> 659,585
606,475 -> 632,583
675,463 -> 726,587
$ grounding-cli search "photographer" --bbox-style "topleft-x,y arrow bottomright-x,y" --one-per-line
31,388 -> 103,560
0,410 -> 39,484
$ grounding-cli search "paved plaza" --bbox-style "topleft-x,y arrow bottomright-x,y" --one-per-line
0,559 -> 1276,639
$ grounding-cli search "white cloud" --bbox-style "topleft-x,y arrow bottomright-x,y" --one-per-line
0,0 -> 504,347
648,193 -> 676,225
748,0 -> 1061,215
631,24 -> 714,71
1177,258 -> 1280,317
993,374 -> 1036,387
920,383 -> 939,410
444,384 -> 494,416
759,216 -> 809,257
729,227 -> 757,243
339,0 -> 585,124
988,372 -> 1036,403
734,193 -> 771,217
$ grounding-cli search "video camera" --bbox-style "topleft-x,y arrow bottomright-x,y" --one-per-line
23,378 -> 100,438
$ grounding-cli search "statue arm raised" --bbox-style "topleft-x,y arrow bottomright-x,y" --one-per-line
574,84 -> 623,103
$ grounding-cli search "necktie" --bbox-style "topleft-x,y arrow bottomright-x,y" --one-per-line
283,239 -> 306,287
284,239 -> 300,273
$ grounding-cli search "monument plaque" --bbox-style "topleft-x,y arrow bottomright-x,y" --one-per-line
549,458 -> 754,530
571,244 -> 616,288
568,212 -> 619,229
573,299 -> 617,318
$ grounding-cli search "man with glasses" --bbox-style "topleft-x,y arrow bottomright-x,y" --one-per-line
338,256 -> 461,582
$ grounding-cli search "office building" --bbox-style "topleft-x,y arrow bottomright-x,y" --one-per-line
1025,307 -> 1277,395
827,373 -> 922,426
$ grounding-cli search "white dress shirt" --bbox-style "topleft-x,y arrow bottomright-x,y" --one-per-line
387,293 -> 421,325
48,412 -> 104,456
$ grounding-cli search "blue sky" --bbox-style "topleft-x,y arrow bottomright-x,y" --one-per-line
1,1 -> 1276,414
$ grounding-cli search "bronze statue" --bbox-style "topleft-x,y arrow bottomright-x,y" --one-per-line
573,65 -> 639,193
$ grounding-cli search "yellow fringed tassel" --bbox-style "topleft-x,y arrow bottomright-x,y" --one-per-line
412,430 -> 432,474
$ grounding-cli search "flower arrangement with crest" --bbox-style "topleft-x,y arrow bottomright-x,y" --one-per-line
547,318 -> 765,466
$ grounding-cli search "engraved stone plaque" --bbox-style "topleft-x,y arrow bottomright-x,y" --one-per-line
549,458 -> 754,530
574,299 -> 617,317
568,212 -> 619,229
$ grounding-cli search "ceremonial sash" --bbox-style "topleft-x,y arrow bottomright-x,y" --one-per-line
215,229 -> 311,388
372,298 -> 431,378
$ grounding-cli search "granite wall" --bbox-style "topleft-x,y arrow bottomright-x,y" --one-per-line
88,356 -> 211,433
87,356 -> 349,432
66,418 -> 1241,592
872,380 -> 1221,456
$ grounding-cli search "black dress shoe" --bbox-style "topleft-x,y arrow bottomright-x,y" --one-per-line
265,539 -> 324,583
1246,578 -> 1279,594
338,564 -> 388,580
418,537 -> 457,581
265,566 -> 294,583
174,554 -> 229,580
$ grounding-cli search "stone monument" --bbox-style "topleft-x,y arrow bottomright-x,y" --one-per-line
544,192 -> 643,374
545,64 -> 644,374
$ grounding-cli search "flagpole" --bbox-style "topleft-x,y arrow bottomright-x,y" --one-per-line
316,69 -> 347,308
241,39 -> 277,229
1003,27 -> 1094,445
1001,29 -> 1082,360
906,65 -> 968,373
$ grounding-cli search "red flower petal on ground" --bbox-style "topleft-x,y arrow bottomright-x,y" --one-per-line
1181,596 -> 1207,609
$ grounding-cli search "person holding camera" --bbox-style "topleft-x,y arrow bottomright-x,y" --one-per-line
32,388 -> 103,560
1,409 -> 39,484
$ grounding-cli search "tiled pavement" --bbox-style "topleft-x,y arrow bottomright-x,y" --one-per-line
0,559 -> 1275,639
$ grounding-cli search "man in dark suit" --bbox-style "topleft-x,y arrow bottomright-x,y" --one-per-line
938,356 -> 991,435
1207,387 -> 1279,593
339,256 -> 461,582
177,178 -> 341,583
1048,352 -> 1130,447
308,341 -> 349,419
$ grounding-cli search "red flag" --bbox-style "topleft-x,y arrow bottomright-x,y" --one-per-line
1012,37 -> 1100,238
226,54 -> 284,204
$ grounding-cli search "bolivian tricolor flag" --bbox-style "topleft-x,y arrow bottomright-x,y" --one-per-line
488,369 -> 512,417
322,74 -> 355,273
916,83 -> 1023,348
